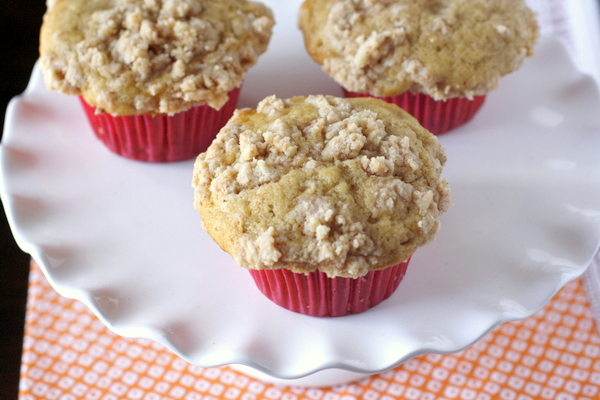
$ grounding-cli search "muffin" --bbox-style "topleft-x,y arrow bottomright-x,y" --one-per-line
39,0 -> 274,162
299,0 -> 539,135
192,95 -> 452,317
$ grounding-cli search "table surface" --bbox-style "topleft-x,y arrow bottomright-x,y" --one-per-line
2,1 -> 600,400
18,260 -> 600,400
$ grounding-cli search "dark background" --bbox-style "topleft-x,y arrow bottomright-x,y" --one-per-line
0,2 -> 48,399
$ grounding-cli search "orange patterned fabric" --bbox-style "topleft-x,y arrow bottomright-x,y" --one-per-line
19,261 -> 600,400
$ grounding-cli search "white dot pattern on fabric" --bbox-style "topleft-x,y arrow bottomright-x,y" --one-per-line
18,263 -> 600,400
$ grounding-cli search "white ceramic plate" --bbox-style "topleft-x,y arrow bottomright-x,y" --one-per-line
2,0 -> 600,385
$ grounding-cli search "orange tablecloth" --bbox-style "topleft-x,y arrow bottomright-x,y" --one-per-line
19,260 -> 600,400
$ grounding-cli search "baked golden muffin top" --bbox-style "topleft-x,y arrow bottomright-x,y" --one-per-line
299,0 -> 539,99
192,95 -> 452,278
39,0 -> 274,116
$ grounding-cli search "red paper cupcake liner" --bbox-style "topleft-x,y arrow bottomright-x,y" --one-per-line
79,87 -> 241,162
342,89 -> 485,135
248,259 -> 410,317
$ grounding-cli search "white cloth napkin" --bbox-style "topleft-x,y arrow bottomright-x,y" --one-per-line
526,0 -> 600,330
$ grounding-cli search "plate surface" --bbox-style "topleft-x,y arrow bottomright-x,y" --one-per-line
2,1 -> 600,380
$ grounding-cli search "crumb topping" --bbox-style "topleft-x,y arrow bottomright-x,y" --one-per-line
193,95 -> 452,278
39,0 -> 274,115
299,0 -> 539,99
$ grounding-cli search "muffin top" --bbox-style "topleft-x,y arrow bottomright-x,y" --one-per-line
39,0 -> 274,116
299,0 -> 539,99
192,95 -> 452,278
